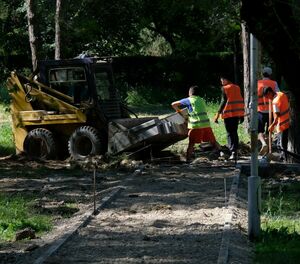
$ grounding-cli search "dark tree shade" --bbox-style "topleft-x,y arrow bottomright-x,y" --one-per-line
241,0 -> 300,155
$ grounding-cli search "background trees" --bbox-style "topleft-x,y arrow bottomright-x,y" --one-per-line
0,0 -> 241,59
2,0 -> 300,152
0,0 -> 242,101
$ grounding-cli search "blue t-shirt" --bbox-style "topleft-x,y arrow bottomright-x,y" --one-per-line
180,98 -> 193,112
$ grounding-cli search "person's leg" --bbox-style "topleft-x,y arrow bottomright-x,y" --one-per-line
186,129 -> 200,161
230,117 -> 239,152
224,118 -> 233,151
258,112 -> 268,155
205,127 -> 221,150
186,141 -> 195,161
224,117 -> 239,159
224,117 -> 239,151
276,129 -> 288,162
276,131 -> 284,160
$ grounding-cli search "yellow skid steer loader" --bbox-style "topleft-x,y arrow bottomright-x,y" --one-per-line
6,57 -> 188,160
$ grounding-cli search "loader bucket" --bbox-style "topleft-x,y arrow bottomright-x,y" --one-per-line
108,109 -> 188,155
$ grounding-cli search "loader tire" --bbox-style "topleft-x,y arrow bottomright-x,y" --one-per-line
68,126 -> 102,160
23,128 -> 56,159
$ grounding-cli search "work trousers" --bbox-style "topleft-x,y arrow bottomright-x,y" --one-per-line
224,117 -> 240,152
277,129 -> 289,161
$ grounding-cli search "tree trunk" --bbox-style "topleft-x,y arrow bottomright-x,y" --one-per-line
26,0 -> 38,71
55,0 -> 62,60
241,21 -> 250,132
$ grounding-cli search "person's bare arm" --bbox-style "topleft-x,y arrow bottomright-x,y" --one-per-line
171,101 -> 181,112
269,113 -> 279,132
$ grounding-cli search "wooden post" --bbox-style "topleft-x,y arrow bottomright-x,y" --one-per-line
93,168 -> 96,215
268,99 -> 272,154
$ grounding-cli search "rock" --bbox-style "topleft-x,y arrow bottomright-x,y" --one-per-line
24,243 -> 39,252
15,228 -> 36,241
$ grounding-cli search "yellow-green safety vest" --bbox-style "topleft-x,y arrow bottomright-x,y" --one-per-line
188,96 -> 211,129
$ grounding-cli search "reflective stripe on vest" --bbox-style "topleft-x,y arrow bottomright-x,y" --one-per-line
257,79 -> 276,112
273,92 -> 290,132
221,84 -> 245,119
188,96 -> 210,129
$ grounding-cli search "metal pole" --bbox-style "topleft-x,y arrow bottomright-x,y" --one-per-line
248,34 -> 261,240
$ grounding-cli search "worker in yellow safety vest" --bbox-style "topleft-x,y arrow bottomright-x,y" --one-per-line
263,86 -> 290,162
257,67 -> 280,155
214,75 -> 245,160
171,85 -> 220,162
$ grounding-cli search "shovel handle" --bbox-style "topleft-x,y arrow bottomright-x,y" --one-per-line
268,99 -> 272,153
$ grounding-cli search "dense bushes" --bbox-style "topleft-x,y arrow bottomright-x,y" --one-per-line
113,55 -> 237,104
0,54 -> 239,105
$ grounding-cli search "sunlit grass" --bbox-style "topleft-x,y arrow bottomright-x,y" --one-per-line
0,194 -> 52,241
255,182 -> 300,263
0,103 -> 14,156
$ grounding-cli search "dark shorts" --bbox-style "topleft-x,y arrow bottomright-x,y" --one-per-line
258,112 -> 272,133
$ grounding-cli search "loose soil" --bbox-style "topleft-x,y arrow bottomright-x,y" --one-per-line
0,155 -> 252,264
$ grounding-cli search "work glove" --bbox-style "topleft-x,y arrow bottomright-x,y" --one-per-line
239,117 -> 244,124
214,113 -> 219,124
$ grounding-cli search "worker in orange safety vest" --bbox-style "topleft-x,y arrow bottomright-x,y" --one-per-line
257,67 -> 280,155
214,75 -> 245,160
263,86 -> 290,162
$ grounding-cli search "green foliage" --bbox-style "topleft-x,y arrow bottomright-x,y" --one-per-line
139,27 -> 172,56
125,85 -> 178,106
0,82 -> 10,104
126,89 -> 149,106
255,227 -> 300,264
263,183 -> 300,217
0,103 -> 14,156
255,181 -> 300,263
0,194 -> 52,241
0,0 -> 242,60
0,121 -> 14,156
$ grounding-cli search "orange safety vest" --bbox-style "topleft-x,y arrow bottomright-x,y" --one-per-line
257,79 -> 276,112
221,83 -> 245,119
273,92 -> 290,132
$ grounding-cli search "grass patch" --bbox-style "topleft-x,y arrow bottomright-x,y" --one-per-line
0,194 -> 52,241
0,103 -> 14,156
0,121 -> 14,156
255,181 -> 300,263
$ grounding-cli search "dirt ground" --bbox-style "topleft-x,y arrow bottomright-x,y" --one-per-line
0,154 -> 252,264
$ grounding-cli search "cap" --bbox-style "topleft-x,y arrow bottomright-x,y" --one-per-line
262,67 -> 272,75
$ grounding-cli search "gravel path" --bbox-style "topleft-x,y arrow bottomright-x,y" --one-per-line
43,163 -> 241,264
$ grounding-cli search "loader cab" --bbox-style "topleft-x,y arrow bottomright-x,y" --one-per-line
48,66 -> 89,104
38,58 -> 94,105
37,57 -> 128,119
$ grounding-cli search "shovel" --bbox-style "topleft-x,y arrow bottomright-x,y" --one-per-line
268,100 -> 272,155
265,99 -> 280,162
